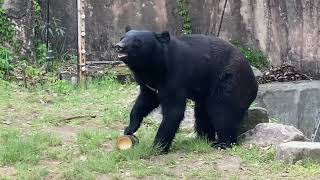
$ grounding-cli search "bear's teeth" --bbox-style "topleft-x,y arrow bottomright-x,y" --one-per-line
118,53 -> 128,58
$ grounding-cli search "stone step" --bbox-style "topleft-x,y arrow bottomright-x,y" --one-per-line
149,107 -> 270,134
276,141 -> 320,164
255,80 -> 320,141
239,123 -> 308,147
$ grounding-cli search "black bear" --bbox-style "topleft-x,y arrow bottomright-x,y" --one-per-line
114,26 -> 258,152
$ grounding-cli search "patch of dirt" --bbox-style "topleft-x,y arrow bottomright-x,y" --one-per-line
46,123 -> 102,144
47,125 -> 84,144
146,152 -> 217,178
108,122 -> 126,131
215,155 -> 242,172
102,141 -> 116,152
46,123 -> 116,148
96,174 -> 114,180
40,159 -> 62,166
0,105 -> 40,128
39,160 -> 63,180
0,166 -> 17,177
142,151 -> 253,179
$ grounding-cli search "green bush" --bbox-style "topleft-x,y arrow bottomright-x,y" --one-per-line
35,42 -> 48,65
32,0 -> 41,15
239,47 -> 270,69
0,8 -> 15,45
231,41 -> 270,70
0,47 -> 13,77
178,0 -> 192,35
25,64 -> 44,80
51,79 -> 74,94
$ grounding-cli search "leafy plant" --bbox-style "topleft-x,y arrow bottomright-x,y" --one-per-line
37,17 -> 68,62
33,0 -> 70,67
36,43 -> 48,65
0,8 -> 15,45
22,64 -> 46,87
177,0 -> 192,35
25,65 -> 44,80
70,53 -> 78,64
0,8 -> 22,80
0,8 -> 21,51
51,79 -> 74,94
32,0 -> 42,16
0,47 -> 13,78
239,47 -> 270,69
231,41 -> 270,70
32,0 -> 49,65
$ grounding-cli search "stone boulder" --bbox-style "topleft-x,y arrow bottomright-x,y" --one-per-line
149,107 -> 195,129
238,107 -> 269,135
276,141 -> 320,164
239,123 -> 308,147
255,80 -> 320,141
150,106 -> 269,133
251,66 -> 263,78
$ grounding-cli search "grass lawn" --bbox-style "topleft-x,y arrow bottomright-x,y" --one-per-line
0,77 -> 319,180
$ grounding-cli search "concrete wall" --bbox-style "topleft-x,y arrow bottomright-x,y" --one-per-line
191,0 -> 320,78
255,80 -> 320,141
3,0 -> 320,77
2,0 -> 35,55
44,0 -> 183,63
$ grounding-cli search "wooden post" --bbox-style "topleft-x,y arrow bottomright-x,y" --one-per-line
77,0 -> 86,87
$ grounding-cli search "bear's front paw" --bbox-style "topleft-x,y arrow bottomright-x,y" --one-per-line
213,142 -> 232,150
124,127 -> 134,135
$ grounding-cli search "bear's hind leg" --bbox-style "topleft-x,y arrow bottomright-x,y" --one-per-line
194,101 -> 216,143
206,71 -> 247,149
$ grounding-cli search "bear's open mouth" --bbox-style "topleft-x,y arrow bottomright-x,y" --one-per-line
118,53 -> 128,59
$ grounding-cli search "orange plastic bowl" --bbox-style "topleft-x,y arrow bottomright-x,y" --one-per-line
116,135 -> 139,150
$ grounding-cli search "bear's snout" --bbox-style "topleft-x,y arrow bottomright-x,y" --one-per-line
114,42 -> 126,52
113,42 -> 129,60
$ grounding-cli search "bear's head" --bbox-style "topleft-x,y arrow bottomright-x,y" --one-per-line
114,26 -> 171,67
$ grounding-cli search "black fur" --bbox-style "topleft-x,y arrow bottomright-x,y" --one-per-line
114,28 -> 258,152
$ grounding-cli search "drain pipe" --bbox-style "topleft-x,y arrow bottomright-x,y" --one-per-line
46,0 -> 50,50
217,0 -> 228,37
311,112 -> 320,142
46,0 -> 54,72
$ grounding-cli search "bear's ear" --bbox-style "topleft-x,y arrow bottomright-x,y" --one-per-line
125,25 -> 131,33
155,31 -> 170,43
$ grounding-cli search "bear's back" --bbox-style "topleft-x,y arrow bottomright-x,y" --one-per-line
176,34 -> 234,50
169,34 -> 238,68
